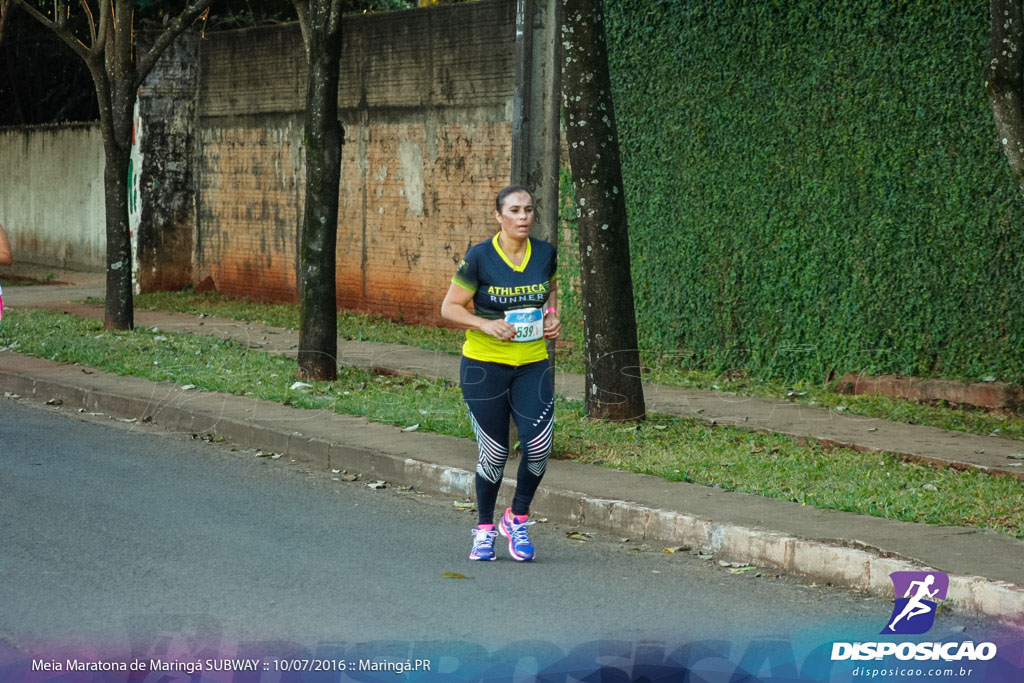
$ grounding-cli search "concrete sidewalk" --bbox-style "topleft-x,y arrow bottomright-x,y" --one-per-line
2,266 -> 1023,629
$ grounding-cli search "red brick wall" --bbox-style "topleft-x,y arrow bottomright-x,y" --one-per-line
195,2 -> 516,324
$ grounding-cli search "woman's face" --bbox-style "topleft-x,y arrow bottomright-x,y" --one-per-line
495,191 -> 534,241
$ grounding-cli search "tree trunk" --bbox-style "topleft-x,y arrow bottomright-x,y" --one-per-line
94,62 -> 136,331
988,0 -> 1024,193
101,135 -> 134,330
296,0 -> 342,381
561,0 -> 645,421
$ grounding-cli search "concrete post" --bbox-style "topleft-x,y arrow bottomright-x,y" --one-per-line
511,0 -> 563,453
511,0 -> 563,246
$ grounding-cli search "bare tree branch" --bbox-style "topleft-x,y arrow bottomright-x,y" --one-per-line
8,0 -> 91,60
94,0 -> 108,54
135,0 -> 215,87
80,0 -> 97,46
0,0 -> 14,42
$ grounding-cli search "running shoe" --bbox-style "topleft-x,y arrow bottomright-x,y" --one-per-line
499,507 -> 536,561
469,526 -> 498,561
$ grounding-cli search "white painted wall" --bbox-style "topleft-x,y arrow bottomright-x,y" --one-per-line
0,124 -> 105,270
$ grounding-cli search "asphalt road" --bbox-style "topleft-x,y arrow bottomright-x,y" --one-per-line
0,396 -> 1013,678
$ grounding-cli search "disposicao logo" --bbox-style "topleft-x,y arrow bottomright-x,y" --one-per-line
882,570 -> 948,635
830,570 -> 998,663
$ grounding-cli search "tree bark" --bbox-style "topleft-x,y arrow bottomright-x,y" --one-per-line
988,0 -> 1024,194
561,0 -> 645,421
296,0 -> 342,381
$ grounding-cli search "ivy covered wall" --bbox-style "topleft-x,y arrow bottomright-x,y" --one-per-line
573,0 -> 1024,385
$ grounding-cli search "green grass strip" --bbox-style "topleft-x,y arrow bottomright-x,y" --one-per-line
3,307 -> 1022,539
131,291 -> 1024,443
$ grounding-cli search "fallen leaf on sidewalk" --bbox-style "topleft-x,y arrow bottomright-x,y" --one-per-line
1007,454 -> 1024,460
342,474 -> 359,482
663,545 -> 691,553
454,501 -> 476,511
45,398 -> 63,406
441,572 -> 470,579
729,566 -> 758,574
181,384 -> 196,391
567,532 -> 592,541
367,480 -> 388,489
402,424 -> 420,432
697,553 -> 714,560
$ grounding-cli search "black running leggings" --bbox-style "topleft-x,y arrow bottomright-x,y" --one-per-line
460,356 -> 554,525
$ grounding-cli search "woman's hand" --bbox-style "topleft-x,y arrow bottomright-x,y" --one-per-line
480,318 -> 517,342
543,311 -> 561,340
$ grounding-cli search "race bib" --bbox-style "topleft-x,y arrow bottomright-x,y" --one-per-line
504,307 -> 543,342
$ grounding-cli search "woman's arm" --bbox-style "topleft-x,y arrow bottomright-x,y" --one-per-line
0,224 -> 12,266
441,283 -> 516,341
543,278 -> 561,339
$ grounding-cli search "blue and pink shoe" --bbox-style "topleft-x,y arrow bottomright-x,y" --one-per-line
499,507 -> 536,561
469,525 -> 497,561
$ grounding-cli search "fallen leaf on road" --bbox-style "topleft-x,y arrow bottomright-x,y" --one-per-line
1008,454 -> 1024,460
367,480 -> 388,489
181,384 -> 196,391
729,566 -> 758,574
454,501 -> 476,511
566,532 -> 591,541
341,474 -> 359,482
402,424 -> 420,432
270,453 -> 282,460
45,398 -> 63,406
697,553 -> 713,561
441,572 -> 470,579
331,469 -> 341,474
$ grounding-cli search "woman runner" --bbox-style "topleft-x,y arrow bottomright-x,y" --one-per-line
440,185 -> 560,561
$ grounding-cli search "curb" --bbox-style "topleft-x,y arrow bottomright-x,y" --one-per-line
2,354 -> 1022,632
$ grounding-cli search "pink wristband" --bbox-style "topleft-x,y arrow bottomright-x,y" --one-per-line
544,307 -> 557,316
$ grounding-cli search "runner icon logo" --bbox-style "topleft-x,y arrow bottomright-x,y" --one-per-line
881,571 -> 949,635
